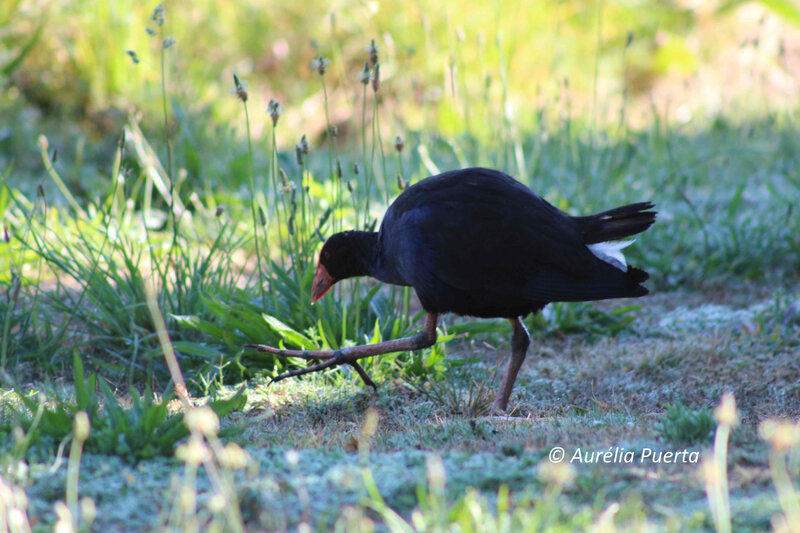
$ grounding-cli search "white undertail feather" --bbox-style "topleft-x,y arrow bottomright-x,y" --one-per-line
587,240 -> 634,271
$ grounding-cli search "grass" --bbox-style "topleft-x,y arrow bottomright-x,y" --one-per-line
3,288 -> 798,530
2,1 -> 800,531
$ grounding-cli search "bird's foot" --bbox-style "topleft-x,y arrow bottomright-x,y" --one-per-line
245,315 -> 439,392
245,344 -> 377,390
272,357 -> 378,390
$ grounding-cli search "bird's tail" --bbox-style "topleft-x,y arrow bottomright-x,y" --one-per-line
574,202 -> 656,244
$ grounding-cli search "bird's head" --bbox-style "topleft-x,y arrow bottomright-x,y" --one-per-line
311,231 -> 377,302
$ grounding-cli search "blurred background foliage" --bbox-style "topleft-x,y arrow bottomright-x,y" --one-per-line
2,0 -> 799,147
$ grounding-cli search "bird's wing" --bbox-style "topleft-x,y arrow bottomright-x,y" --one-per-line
382,169 -> 613,303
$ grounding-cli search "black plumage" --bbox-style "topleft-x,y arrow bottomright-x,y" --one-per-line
322,167 -> 653,317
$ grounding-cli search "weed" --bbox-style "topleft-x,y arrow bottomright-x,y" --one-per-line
656,401 -> 715,445
1,352 -> 246,461
529,302 -> 641,338
406,365 -> 495,417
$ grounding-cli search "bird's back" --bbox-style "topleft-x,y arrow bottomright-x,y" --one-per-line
376,168 -> 652,318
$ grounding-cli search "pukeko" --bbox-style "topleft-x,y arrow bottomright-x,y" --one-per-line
246,167 -> 656,412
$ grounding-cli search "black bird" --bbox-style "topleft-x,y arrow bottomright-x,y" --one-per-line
246,167 -> 656,412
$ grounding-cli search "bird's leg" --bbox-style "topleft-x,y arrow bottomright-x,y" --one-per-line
348,362 -> 378,390
245,313 -> 439,387
492,317 -> 530,412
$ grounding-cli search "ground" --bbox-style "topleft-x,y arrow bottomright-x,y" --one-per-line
12,280 -> 798,531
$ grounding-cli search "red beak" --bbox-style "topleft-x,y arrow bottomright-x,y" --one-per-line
311,263 -> 336,303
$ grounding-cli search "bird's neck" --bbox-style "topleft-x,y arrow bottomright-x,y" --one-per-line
332,230 -> 407,285
340,231 -> 380,278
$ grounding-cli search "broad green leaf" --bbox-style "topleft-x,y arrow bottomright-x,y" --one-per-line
171,340 -> 225,360
208,386 -> 247,417
172,314 -> 228,339
261,313 -> 317,350
370,318 -> 381,344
